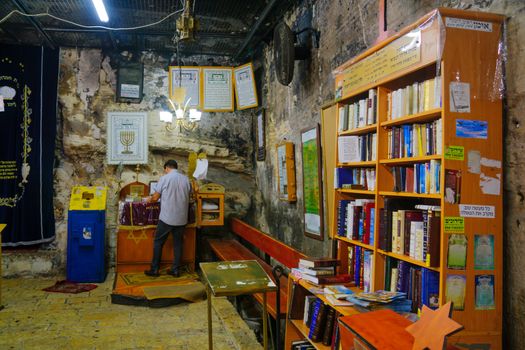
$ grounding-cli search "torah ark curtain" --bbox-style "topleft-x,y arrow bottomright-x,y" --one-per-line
0,45 -> 58,246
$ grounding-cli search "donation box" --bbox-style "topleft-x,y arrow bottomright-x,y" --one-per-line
67,186 -> 107,282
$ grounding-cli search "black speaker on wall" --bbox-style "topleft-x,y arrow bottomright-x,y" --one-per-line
116,62 -> 144,103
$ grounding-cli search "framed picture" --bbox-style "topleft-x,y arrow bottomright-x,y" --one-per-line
107,112 -> 148,164
149,181 -> 158,195
301,124 -> 324,240
256,109 -> 265,161
234,62 -> 258,110
168,66 -> 201,108
276,141 -> 297,202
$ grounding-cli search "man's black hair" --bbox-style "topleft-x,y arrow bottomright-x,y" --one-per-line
164,159 -> 178,169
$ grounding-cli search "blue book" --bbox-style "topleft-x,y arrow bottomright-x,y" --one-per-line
308,298 -> 322,339
354,246 -> 361,286
369,208 -> 375,246
335,167 -> 353,188
337,200 -> 350,236
421,268 -> 440,309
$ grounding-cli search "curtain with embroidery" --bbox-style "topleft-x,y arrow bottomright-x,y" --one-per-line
0,45 -> 58,246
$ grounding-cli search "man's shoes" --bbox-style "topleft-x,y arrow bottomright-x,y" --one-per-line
166,269 -> 180,277
144,269 -> 159,277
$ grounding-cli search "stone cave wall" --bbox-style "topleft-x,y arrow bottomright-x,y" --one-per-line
2,48 -> 256,276
255,0 -> 525,347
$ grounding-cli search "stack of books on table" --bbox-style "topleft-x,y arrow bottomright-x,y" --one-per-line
292,257 -> 352,286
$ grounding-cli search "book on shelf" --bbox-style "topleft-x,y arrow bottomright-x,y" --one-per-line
386,76 -> 442,120
387,119 -> 442,159
391,160 -> 441,194
292,268 -> 352,286
303,295 -> 318,326
338,134 -> 376,163
323,284 -> 354,295
322,307 -> 336,346
297,265 -> 336,276
309,300 -> 328,342
338,89 -> 377,132
298,257 -> 340,268
334,167 -> 375,190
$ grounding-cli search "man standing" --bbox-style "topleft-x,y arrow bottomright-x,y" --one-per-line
144,159 -> 191,277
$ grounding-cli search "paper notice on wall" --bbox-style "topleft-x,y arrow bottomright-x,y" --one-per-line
444,217 -> 465,233
0,95 -> 4,112
445,145 -> 464,160
450,82 -> 471,113
459,204 -> 495,218
480,157 -> 501,168
467,150 -> 481,174
480,173 -> 501,195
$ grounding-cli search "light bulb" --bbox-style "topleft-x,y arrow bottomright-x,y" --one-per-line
189,109 -> 202,121
175,108 -> 184,119
159,111 -> 173,123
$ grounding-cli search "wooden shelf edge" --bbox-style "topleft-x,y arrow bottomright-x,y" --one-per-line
377,249 -> 440,272
336,189 -> 375,195
379,191 -> 441,199
289,320 -> 332,350
380,108 -> 442,127
337,161 -> 376,167
379,154 -> 442,165
335,236 -> 375,250
338,124 -> 377,136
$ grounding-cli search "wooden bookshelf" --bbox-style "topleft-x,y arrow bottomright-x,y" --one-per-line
327,8 -> 504,349
289,320 -> 331,350
380,108 -> 442,127
337,188 -> 375,196
379,154 -> 442,165
335,236 -> 374,251
339,124 -> 377,136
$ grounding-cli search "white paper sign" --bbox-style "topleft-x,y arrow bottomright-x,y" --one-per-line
120,84 -> 140,98
0,95 -> 4,112
480,173 -> 501,195
459,205 -> 495,218
468,150 -> 481,174
450,82 -> 471,113
446,17 -> 492,32
338,136 -> 360,163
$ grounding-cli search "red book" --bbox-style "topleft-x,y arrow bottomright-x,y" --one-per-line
301,274 -> 353,286
363,202 -> 375,244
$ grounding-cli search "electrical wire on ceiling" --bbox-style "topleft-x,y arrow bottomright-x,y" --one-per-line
0,0 -> 188,31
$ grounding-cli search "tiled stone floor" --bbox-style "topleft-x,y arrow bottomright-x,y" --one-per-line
0,270 -> 261,350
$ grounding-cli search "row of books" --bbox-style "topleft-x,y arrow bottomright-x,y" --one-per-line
304,297 -> 340,347
291,258 -> 352,286
386,119 -> 442,159
348,246 -> 373,292
378,200 -> 441,267
334,167 -> 376,191
336,199 -> 375,246
386,76 -> 442,120
391,160 -> 441,194
337,134 -> 377,163
386,258 -> 440,312
338,89 -> 377,132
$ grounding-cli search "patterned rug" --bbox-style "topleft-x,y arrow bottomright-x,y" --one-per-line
43,280 -> 98,294
120,268 -> 199,286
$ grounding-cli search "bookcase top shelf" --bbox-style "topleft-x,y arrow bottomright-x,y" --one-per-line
378,191 -> 442,199
337,161 -> 376,167
338,124 -> 377,136
381,108 -> 442,128
337,188 -> 375,196
379,155 -> 443,165
377,249 -> 441,272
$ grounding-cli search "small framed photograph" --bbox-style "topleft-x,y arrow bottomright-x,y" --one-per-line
149,181 -> 158,195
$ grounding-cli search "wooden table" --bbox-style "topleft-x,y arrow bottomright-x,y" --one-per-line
200,260 -> 277,350
116,225 -> 196,273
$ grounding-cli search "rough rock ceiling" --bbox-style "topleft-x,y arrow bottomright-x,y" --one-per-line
0,0 -> 297,60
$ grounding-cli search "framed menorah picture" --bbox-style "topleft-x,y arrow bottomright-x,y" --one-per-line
107,112 -> 148,164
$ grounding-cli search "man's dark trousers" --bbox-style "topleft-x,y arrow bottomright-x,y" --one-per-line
151,220 -> 185,272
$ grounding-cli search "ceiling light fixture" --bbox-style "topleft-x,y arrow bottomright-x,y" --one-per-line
92,0 -> 109,23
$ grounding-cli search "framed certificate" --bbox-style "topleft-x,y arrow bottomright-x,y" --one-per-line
234,62 -> 258,110
168,66 -> 201,108
106,112 -> 148,165
201,67 -> 234,112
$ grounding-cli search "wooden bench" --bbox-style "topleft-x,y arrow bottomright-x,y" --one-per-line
208,218 -> 306,319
